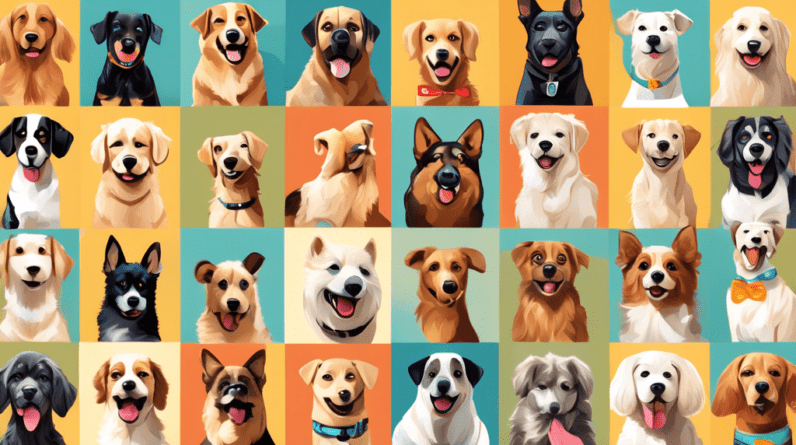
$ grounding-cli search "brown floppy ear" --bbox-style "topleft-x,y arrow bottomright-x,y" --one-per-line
93,359 -> 111,404
564,243 -> 589,275
201,349 -> 224,390
682,124 -> 701,158
191,7 -> 213,39
405,247 -> 436,270
0,236 -> 11,278
671,226 -> 700,267
773,224 -> 785,246
457,120 -> 484,160
146,122 -> 171,166
785,358 -> 796,410
151,360 -> 169,411
0,13 -> 14,65
194,260 -> 216,284
299,359 -> 323,385
511,241 -> 534,270
402,21 -> 425,61
243,349 -> 267,390
352,360 -> 378,390
616,231 -> 642,270
414,117 -> 442,160
458,20 -> 479,61
622,122 -> 644,153
51,13 -> 76,63
49,236 -> 74,280
243,252 -> 265,276
198,137 -> 216,176
242,131 -> 268,170
730,221 -> 743,248
616,10 -> 640,35
712,355 -> 746,417
245,4 -> 268,33
460,248 -> 486,273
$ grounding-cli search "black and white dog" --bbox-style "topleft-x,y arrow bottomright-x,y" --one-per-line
515,0 -> 593,105
718,116 -> 796,228
97,235 -> 163,342
0,114 -> 73,229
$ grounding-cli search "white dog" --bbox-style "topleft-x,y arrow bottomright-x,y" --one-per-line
510,113 -> 597,228
617,10 -> 693,108
712,7 -> 796,107
303,234 -> 381,344
727,221 -> 796,342
393,353 -> 488,445
610,351 -> 705,445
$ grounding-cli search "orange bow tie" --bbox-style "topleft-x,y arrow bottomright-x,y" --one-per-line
731,279 -> 767,304
418,85 -> 470,97
648,79 -> 662,90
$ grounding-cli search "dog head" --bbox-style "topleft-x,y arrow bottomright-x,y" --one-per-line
93,353 -> 168,425
198,131 -> 268,181
517,0 -> 583,73
718,116 -> 792,194
408,353 -> 483,417
191,3 -> 266,66
404,247 -> 486,306
512,241 -> 589,298
91,11 -> 161,68
730,221 -> 783,272
715,7 -> 789,73
622,119 -> 701,172
513,352 -> 593,418
102,235 -> 161,321
510,112 -> 589,175
617,10 -> 692,82
313,120 -> 375,178
0,3 -> 74,64
301,6 -> 379,80
0,234 -> 73,293
299,358 -> 377,418
403,19 -> 478,87
616,227 -> 700,307
194,253 -> 264,333
0,114 -> 73,183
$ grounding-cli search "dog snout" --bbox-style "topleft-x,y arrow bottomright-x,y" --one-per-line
442,280 -> 458,294
26,266 -> 40,277
657,141 -> 670,152
121,38 -> 136,54
436,165 -> 461,188
749,143 -> 764,157
541,38 -> 556,49
650,383 -> 665,395
226,29 -> 240,44
543,264 -> 557,279
751,236 -> 762,244
344,276 -> 364,297
25,146 -> 37,157
122,157 -> 137,171
338,389 -> 351,403
437,379 -> 451,395
756,381 -> 770,394
331,29 -> 350,48
24,33 -> 38,43
122,380 -> 136,392
21,386 -> 37,401
227,298 -> 240,312
651,271 -> 664,284
436,49 -> 449,61
646,35 -> 661,47
747,40 -> 762,54
226,382 -> 248,396
223,157 -> 238,170
127,296 -> 139,307
539,140 -> 553,152
549,402 -> 561,414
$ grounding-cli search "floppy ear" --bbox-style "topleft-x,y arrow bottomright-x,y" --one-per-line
616,231 -> 642,270
47,357 -> 77,417
360,12 -> 380,47
143,14 -> 162,44
512,355 -> 544,398
91,11 -> 116,44
718,117 -> 745,167
243,252 -> 265,276
190,8 -> 213,40
0,117 -> 20,158
141,242 -> 163,275
671,226 -> 700,268
93,359 -> 110,404
616,10 -> 640,36
364,239 -> 377,264
197,137 -> 216,176
151,360 -> 169,411
773,224 -> 785,246
673,355 -> 704,418
408,356 -> 429,385
773,19 -> 791,73
414,117 -> 442,160
511,241 -> 534,270
458,20 -> 479,61
462,357 -> 484,388
301,11 -> 322,48
313,129 -> 335,156
242,131 -> 268,170
245,4 -> 268,33
773,117 -> 793,174
49,236 -> 74,280
0,14 -> 13,65
90,124 -> 108,165
517,0 -> 542,21
667,9 -> 692,35
460,248 -> 486,273
402,21 -> 425,61
566,114 -> 589,153
146,122 -> 171,166
510,114 -> 536,151
609,355 -> 639,417
682,124 -> 701,158
299,359 -> 323,385
103,235 -> 126,274
0,236 -> 11,278
712,355 -> 746,417
49,118 -> 73,159
243,349 -> 267,390
51,15 -> 76,62
564,243 -> 589,275
566,356 -> 594,400
621,122 -> 644,153
201,349 -> 224,391
457,119 -> 484,160
0,356 -> 12,412
563,0 -> 584,25
194,260 -> 216,284
352,361 -> 378,390
730,221 -> 742,248
405,247 -> 436,270
785,357 -> 796,410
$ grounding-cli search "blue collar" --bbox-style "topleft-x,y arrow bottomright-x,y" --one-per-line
630,66 -> 679,90
736,268 -> 777,283
312,418 -> 368,441
734,424 -> 791,445
217,197 -> 256,210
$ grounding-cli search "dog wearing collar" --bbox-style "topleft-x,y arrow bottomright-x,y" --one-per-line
300,358 -> 378,445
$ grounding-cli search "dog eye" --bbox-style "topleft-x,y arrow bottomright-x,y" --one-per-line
557,254 -> 566,264
663,372 -> 672,378
429,263 -> 439,271
16,130 -> 25,137
214,145 -> 222,153
740,134 -> 750,142
555,132 -> 564,138
425,35 -> 435,42
761,25 -> 769,32
742,370 -> 754,377
638,25 -> 646,31
451,263 -> 462,271
40,17 -> 48,23
134,142 -> 145,148
241,144 -> 248,148
348,24 -> 360,32
454,370 -> 462,378
639,262 -> 649,271
346,373 -> 355,380
448,35 -> 459,41
219,381 -> 229,390
113,24 -> 121,31
237,16 -> 246,22
214,18 -> 224,24
322,374 -> 333,381
15,247 -> 23,254
659,26 -> 667,32
647,133 -> 655,138
433,153 -> 442,160
530,132 -> 539,139
327,264 -> 340,275
429,372 -> 436,378
136,281 -> 144,289
770,370 -> 781,377
111,141 -> 124,147
322,23 -> 333,32
119,280 -> 126,288
672,134 -> 679,139
219,280 -> 228,290
38,247 -> 45,254
765,230 -> 770,234
9,373 -> 20,381
533,254 -> 543,263
534,23 -> 546,31
737,25 -> 746,31
744,230 -> 749,234
111,372 -> 121,379
537,384 -> 547,390
640,371 -> 650,378
666,262 -> 677,271
555,24 -> 567,32
561,383 -> 570,390
137,372 -> 149,378
765,133 -> 773,140
240,280 -> 249,290
359,267 -> 370,276
136,27 -> 143,33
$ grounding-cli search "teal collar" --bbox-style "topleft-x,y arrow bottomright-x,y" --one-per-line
736,268 -> 777,283
734,424 -> 791,445
312,419 -> 368,441
217,197 -> 256,210
630,66 -> 679,90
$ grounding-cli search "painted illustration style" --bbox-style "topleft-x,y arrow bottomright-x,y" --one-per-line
91,118 -> 171,229
93,353 -> 170,445
719,116 -> 796,229
303,234 -> 381,344
711,7 -> 796,107
200,349 -> 276,445
615,227 -> 704,343
403,18 -> 480,106
616,9 -> 692,107
194,253 -> 273,344
515,0 -> 592,106
511,241 -> 590,342
404,247 -> 485,343
510,113 -> 597,228
0,114 -> 73,229
0,3 -> 75,106
405,118 -> 484,228
300,358 -> 378,445
393,353 -> 487,445
97,235 -> 163,342
622,119 -> 700,229
510,353 -> 595,445
727,221 -> 796,342
610,351 -> 705,445
0,351 -> 77,445
285,120 -> 390,228
90,11 -> 163,106
191,3 -> 269,106
287,6 -> 387,106
198,131 -> 267,228
0,234 -> 73,342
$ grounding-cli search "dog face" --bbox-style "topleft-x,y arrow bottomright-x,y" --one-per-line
313,120 -> 375,176
617,10 -> 692,81
301,7 -> 380,80
513,353 -> 593,418
90,11 -> 161,68
510,113 -> 588,174
718,116 -> 792,194
198,131 -> 268,181
511,241 -> 589,298
713,353 -> 796,423
408,353 -> 483,417
93,353 -> 168,425
730,221 -> 783,272
404,247 -> 486,306
0,3 -> 74,64
622,120 -> 701,172
195,253 -> 264,333
517,0 -> 583,73
90,118 -> 170,187
191,3 -> 266,66
715,7 -> 789,71
0,234 -> 73,291
402,19 -> 478,86
102,235 -> 161,321
0,114 -> 73,181
299,358 -> 377,417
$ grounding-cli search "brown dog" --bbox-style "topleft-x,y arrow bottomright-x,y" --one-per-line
404,246 -> 485,343
0,3 -> 75,105
198,131 -> 268,228
403,19 -> 480,106
511,241 -> 589,342
287,7 -> 386,106
191,3 -> 269,106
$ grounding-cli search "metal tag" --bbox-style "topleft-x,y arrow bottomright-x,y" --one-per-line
544,81 -> 559,97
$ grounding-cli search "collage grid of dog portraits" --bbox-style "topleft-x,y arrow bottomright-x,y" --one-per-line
7,0 -> 796,444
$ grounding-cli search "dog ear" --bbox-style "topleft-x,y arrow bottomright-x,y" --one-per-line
718,117 -> 745,167
49,118 -> 74,159
773,224 -> 785,246
364,238 -> 377,264
784,357 -> 796,410
457,119 -> 484,160
0,236 -> 11,278
730,221 -> 742,248
402,21 -> 425,61
360,120 -> 376,155
666,9 -> 692,36
352,360 -> 378,390
462,357 -> 484,388
566,356 -> 594,401
151,360 -> 169,411
103,235 -> 126,274
198,137 -> 217,176
509,114 -> 535,151
194,260 -> 216,284
563,0 -> 584,25
90,124 -> 109,165
141,242 -> 162,275
49,236 -> 74,280
93,359 -> 110,404
360,12 -> 380,50
671,226 -> 700,268
564,243 -> 589,275
517,0 -> 542,21
243,252 -> 265,276
616,10 -> 640,36
143,14 -> 163,45
566,114 -> 589,153
47,357 -> 77,417
609,354 -> 639,417
242,131 -> 268,170
773,19 -> 791,75
460,248 -> 486,273
673,355 -> 704,418
408,356 -> 429,385
299,359 -> 323,385
405,247 -> 436,270
512,355 -> 544,398
414,117 -> 442,160
245,4 -> 268,33
146,122 -> 171,166
307,235 -> 329,260
0,117 -> 20,158
0,13 -> 14,65
712,354 -> 746,417
0,354 -> 13,412
681,124 -> 701,158
90,11 -> 116,44
243,349 -> 267,390
621,122 -> 644,153
201,349 -> 225,391
773,117 -> 793,174
511,241 -> 534,270
458,20 -> 479,62
51,14 -> 76,62
616,231 -> 642,270
313,129 -> 335,156
191,7 -> 214,40
302,10 -> 322,48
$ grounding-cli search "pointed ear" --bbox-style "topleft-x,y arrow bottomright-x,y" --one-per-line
511,241 -> 534,270
307,235 -> 329,261
103,235 -> 126,274
47,357 -> 77,417
616,231 -> 642,270
730,221 -> 743,248
242,131 -> 267,170
405,247 -> 436,270
90,11 -> 116,44
352,360 -> 378,390
458,119 -> 484,160
718,117 -> 745,167
564,243 -> 589,275
408,356 -> 429,385
201,349 -> 224,390
364,239 -> 377,264
682,124 -> 701,158
563,0 -> 584,24
198,137 -> 216,176
414,117 -> 442,160
49,236 -> 74,280
622,122 -> 644,153
243,349 -> 267,389
93,359 -> 111,404
712,355 -> 746,417
146,122 -> 171,166
462,357 -> 484,388
458,20 -> 479,61
0,117 -> 20,158
243,252 -> 265,275
671,226 -> 700,267
610,355 -> 640,417
667,9 -> 692,35
402,21 -> 425,61
51,15 -> 75,62
144,14 -> 162,44
191,8 -> 213,39
565,114 -> 589,153
460,248 -> 486,273
141,242 -> 163,275
299,359 -> 323,385
674,355 -> 705,418
245,4 -> 268,33
302,11 -> 322,47
510,114 -> 535,151
313,129 -> 335,155
151,360 -> 169,411
49,118 -> 73,159
518,0 -> 542,20
194,260 -> 216,284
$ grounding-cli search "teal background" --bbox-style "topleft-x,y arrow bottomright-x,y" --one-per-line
180,0 -> 286,106
391,228 -> 500,343
390,343 -> 499,443
610,0 -> 711,106
285,0 -> 392,104
391,107 -> 501,228
180,228 -> 285,342
80,0 -> 181,106
0,230 -> 80,342
710,343 -> 796,400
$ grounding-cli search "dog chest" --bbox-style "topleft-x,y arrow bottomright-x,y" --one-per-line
619,303 -> 703,343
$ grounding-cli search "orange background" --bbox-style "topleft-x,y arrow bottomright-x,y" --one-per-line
499,106 -> 610,228
285,344 -> 392,444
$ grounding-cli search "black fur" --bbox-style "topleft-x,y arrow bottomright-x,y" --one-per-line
408,356 -> 430,386
462,357 -> 484,388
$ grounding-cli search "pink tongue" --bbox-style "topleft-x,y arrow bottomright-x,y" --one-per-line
229,407 -> 246,425
439,188 -> 454,204
434,398 -> 452,412
750,163 -> 765,175
119,403 -> 140,422
749,172 -> 763,189
337,297 -> 354,317
19,407 -> 40,432
540,157 -> 552,168
116,50 -> 138,63
122,174 -> 134,181
744,55 -> 761,66
548,419 -> 584,445
435,66 -> 451,77
330,59 -> 351,78
649,53 -> 661,60
544,282 -> 556,293
23,168 -> 39,182
747,248 -> 760,266
542,56 -> 558,67
223,314 -> 237,331
643,402 -> 666,429
226,50 -> 241,62
25,51 -> 40,58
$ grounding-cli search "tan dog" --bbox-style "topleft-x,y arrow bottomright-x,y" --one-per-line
0,3 -> 75,105
0,234 -> 72,342
194,252 -> 272,344
191,2 -> 269,106
198,131 -> 267,228
300,358 -> 378,445
403,19 -> 480,106
287,7 -> 386,106
404,246 -> 485,343
91,118 -> 170,229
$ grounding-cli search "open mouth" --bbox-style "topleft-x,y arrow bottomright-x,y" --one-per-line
651,155 -> 677,168
19,44 -> 45,58
646,286 -> 669,300
437,184 -> 460,205
114,396 -> 147,423
23,167 -> 40,182
642,397 -> 667,429
221,398 -> 254,425
753,396 -> 774,414
15,404 -> 41,432
430,394 -> 459,415
121,309 -> 142,319
747,159 -> 766,189
324,289 -> 358,318
324,397 -> 356,416
742,246 -> 766,267
215,311 -> 247,332
216,38 -> 248,65
426,57 -> 459,82
536,155 -> 561,170
22,279 -> 44,289
534,280 -> 562,295
540,53 -> 560,68
113,41 -> 139,67
739,51 -> 766,69
223,170 -> 243,180
115,170 -> 147,184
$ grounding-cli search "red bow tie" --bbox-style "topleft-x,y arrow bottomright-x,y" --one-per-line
418,85 -> 470,97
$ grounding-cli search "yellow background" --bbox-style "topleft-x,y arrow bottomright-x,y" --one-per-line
391,0 -> 501,106
284,228 -> 392,343
78,107 -> 181,229
608,107 -> 712,228
79,229 -> 181,342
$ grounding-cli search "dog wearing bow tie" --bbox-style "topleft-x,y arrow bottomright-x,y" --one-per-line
727,221 -> 796,342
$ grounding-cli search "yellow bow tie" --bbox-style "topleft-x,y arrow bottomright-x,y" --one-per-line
732,279 -> 767,304
648,79 -> 662,90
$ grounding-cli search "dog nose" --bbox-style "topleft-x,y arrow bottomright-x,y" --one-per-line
657,141 -> 670,152
751,236 -> 762,244
437,379 -> 451,394
338,390 -> 351,403
223,157 -> 237,170
25,146 -> 37,157
437,166 -> 461,188
436,49 -> 449,61
542,38 -> 556,49
543,264 -> 557,279
226,29 -> 240,43
121,38 -> 136,53
26,266 -> 40,277
226,382 -> 248,396
344,276 -> 364,297
122,157 -> 137,171
25,33 -> 38,43
549,402 -> 560,414
442,281 -> 458,294
647,35 -> 661,47
650,383 -> 666,395
748,40 -> 761,53
539,140 -> 553,152
651,271 -> 665,283
756,382 -> 770,394
227,299 -> 240,312
122,380 -> 136,392
127,296 -> 139,307
331,29 -> 350,47
749,143 -> 764,156
22,387 -> 37,400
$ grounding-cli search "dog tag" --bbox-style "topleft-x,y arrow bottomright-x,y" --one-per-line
544,81 -> 559,97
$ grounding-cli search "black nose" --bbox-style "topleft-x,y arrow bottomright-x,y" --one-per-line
436,49 -> 449,61
437,166 -> 461,188
121,38 -> 136,53
122,380 -> 136,392
338,390 -> 351,402
748,40 -> 761,53
127,296 -> 139,307
25,33 -> 38,43
227,299 -> 240,312
756,382 -> 770,394
345,276 -> 364,297
226,29 -> 240,43
27,266 -> 40,276
331,29 -> 350,47
437,379 -> 451,394
543,264 -> 557,279
542,38 -> 556,48
223,157 -> 237,170
657,141 -> 670,152
651,383 -> 666,395
122,157 -> 137,171
22,387 -> 36,400
539,140 -> 553,152
25,146 -> 37,157
750,237 -> 762,245
226,382 -> 248,395
647,35 -> 661,46
549,402 -> 560,414
442,281 -> 458,294
749,143 -> 764,156
651,271 -> 665,283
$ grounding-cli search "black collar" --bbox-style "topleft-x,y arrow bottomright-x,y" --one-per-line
217,197 -> 256,210
317,316 -> 374,339
525,56 -> 582,83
